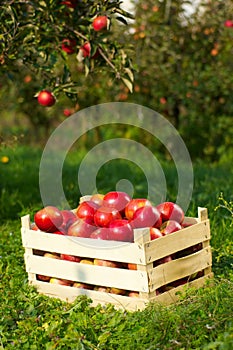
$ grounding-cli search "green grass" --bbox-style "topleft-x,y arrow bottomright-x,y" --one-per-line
0,145 -> 233,349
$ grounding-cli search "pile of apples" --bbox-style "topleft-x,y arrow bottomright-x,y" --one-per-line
32,191 -> 196,296
33,191 -> 186,242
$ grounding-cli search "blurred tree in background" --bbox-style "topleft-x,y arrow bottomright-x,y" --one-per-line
0,0 -> 134,141
126,0 -> 233,161
1,0 -> 233,162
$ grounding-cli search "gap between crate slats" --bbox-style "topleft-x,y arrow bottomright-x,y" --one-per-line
148,246 -> 212,291
144,219 -> 210,263
25,254 -> 149,292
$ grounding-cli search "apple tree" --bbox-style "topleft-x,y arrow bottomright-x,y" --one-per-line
0,0 -> 134,139
125,0 -> 233,161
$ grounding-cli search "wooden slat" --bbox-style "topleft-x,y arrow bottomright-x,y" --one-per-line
25,254 -> 149,292
30,280 -> 148,311
198,207 -> 208,222
148,273 -> 214,306
148,247 -> 212,291
21,227 -> 146,264
145,220 -> 210,263
29,273 -> 213,311
182,216 -> 199,226
134,228 -> 152,299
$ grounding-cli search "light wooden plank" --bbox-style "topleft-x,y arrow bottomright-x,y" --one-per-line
182,216 -> 198,226
21,214 -> 31,229
21,228 -> 145,264
29,273 -> 213,311
30,280 -> 148,311
134,227 -> 152,299
148,273 -> 214,306
25,254 -> 149,292
148,247 -> 212,291
145,220 -> 210,263
198,207 -> 208,222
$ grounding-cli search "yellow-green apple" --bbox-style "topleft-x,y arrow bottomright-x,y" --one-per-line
110,287 -> 127,295
80,259 -> 94,265
43,252 -> 60,259
94,286 -> 111,292
125,198 -> 151,220
50,277 -> 72,286
73,282 -> 93,289
90,193 -> 104,206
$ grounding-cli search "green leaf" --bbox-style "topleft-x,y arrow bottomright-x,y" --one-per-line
122,77 -> 133,93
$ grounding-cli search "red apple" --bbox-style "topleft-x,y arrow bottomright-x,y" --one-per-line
63,108 -> 72,117
31,223 -> 40,231
128,263 -> 137,270
131,205 -> 161,229
93,259 -> 121,268
108,219 -> 134,242
34,206 -> 63,232
125,198 -> 152,220
103,191 -> 132,215
61,38 -> 76,54
160,220 -> 182,235
154,255 -> 172,267
89,227 -> 109,240
67,218 -> 96,238
60,254 -> 81,262
37,274 -> 50,282
94,206 -> 121,227
61,0 -> 77,8
224,20 -> 233,27
150,227 -> 163,240
53,230 -> 65,235
80,42 -> 91,58
128,291 -> 140,297
59,210 -> 78,234
92,15 -> 108,31
76,201 -> 99,222
37,90 -> 56,107
50,277 -> 72,286
156,202 -> 184,224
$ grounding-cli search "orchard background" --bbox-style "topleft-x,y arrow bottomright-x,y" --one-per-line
1,1 -> 233,349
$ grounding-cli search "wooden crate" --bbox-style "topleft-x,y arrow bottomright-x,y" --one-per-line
21,207 -> 213,311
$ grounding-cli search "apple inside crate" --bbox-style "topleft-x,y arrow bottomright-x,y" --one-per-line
21,207 -> 213,311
